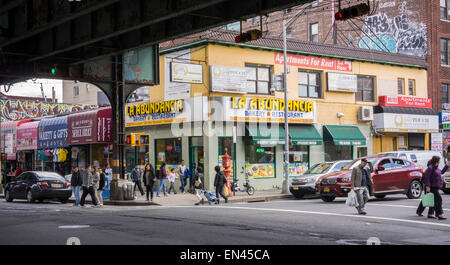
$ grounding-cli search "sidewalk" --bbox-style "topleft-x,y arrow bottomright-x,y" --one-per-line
1,189 -> 293,206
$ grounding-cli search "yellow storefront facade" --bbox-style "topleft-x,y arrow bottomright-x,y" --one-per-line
125,35 -> 430,191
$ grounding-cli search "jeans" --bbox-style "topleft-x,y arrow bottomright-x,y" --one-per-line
354,187 -> 369,213
134,180 -> 145,196
96,190 -> 103,205
157,179 -> 167,196
146,183 -> 154,200
215,184 -> 228,203
180,178 -> 186,192
418,187 -> 444,216
168,182 -> 177,194
80,186 -> 98,206
72,186 -> 81,206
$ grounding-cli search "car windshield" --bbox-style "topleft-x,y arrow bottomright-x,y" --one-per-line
342,158 -> 379,170
37,172 -> 66,181
379,153 -> 398,157
333,161 -> 351,171
304,163 -> 332,174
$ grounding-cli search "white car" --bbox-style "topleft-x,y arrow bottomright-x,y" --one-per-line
376,151 -> 445,170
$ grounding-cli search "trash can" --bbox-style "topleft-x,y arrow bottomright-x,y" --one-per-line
123,181 -> 135,200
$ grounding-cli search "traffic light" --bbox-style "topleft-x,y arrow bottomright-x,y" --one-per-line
126,133 -> 150,146
50,64 -> 57,75
126,135 -> 132,145
235,29 -> 263,43
1,153 -> 5,161
335,3 -> 370,21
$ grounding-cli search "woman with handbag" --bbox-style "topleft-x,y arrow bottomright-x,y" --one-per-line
143,163 -> 156,201
194,165 -> 205,205
417,156 -> 449,220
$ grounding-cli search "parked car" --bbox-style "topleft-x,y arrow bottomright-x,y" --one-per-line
289,160 -> 351,198
376,151 -> 444,170
440,169 -> 450,194
318,156 -> 423,202
4,171 -> 72,203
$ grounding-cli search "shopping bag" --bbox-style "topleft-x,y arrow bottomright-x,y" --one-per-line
421,193 -> 435,207
223,186 -> 229,197
345,189 -> 359,207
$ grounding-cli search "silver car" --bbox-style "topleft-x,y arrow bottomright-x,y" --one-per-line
289,160 -> 351,199
441,169 -> 450,195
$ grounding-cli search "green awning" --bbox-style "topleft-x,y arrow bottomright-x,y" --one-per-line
289,125 -> 322,145
323,125 -> 366,146
246,125 -> 285,145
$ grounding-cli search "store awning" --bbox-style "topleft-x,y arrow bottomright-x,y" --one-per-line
68,108 -> 112,145
37,116 -> 69,149
289,125 -> 322,145
374,106 -> 439,133
17,121 -> 40,151
323,125 -> 366,146
246,125 -> 285,145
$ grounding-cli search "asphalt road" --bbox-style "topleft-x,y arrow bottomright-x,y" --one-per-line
1,193 -> 450,245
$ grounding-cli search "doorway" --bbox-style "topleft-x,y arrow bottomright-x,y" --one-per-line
189,137 -> 204,174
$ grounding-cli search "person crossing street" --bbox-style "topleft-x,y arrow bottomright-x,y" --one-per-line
350,158 -> 373,215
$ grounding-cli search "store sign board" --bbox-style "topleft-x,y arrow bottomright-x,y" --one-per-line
125,97 -> 208,127
214,97 -> 316,124
431,133 -> 443,151
210,65 -> 247,93
327,72 -> 357,93
68,108 -> 112,144
440,111 -> 450,124
17,121 -> 39,151
378,96 -> 432,109
170,62 -> 203,84
164,50 -> 191,101
37,116 -> 69,149
374,113 -> 439,133
274,52 -> 353,72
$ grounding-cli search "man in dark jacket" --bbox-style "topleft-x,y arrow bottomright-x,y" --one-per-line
214,165 -> 228,204
350,158 -> 373,215
157,163 -> 168,197
130,164 -> 145,198
70,167 -> 83,206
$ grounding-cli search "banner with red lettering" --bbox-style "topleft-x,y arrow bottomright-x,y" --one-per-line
378,96 -> 432,108
274,52 -> 352,72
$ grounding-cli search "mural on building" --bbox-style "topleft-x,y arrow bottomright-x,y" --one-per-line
358,1 -> 427,57
0,99 -> 97,122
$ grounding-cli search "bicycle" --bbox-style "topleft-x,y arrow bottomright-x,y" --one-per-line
231,167 -> 255,196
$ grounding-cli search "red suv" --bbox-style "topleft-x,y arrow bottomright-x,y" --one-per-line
318,156 -> 423,202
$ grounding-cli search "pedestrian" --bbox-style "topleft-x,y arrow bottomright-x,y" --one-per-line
157,163 -> 168,197
417,156 -> 449,220
70,166 -> 83,207
97,167 -> 106,206
350,158 -> 373,215
178,160 -> 187,193
214,165 -> 228,204
131,164 -> 145,198
91,166 -> 101,207
80,166 -> 99,208
167,168 -> 177,194
142,163 -> 156,201
194,165 -> 205,205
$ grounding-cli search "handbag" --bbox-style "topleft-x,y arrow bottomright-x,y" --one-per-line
195,177 -> 202,187
345,189 -> 359,207
223,186 -> 229,197
421,193 -> 435,207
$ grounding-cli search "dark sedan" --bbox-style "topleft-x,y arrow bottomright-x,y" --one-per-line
4,171 -> 72,203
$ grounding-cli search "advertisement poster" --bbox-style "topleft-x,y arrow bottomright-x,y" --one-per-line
327,72 -> 357,93
164,50 -> 191,101
275,52 -> 352,72
431,133 -> 443,151
210,65 -> 248,93
171,62 -> 203,84
289,162 -> 309,177
245,163 -> 275,179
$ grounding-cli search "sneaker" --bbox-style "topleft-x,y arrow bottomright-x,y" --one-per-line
146,198 -> 149,201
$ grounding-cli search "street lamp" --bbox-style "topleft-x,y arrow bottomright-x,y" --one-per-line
281,2 -> 317,194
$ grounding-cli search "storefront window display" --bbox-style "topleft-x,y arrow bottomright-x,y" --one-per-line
156,138 -> 182,175
289,146 -> 309,177
324,143 -> 352,162
244,138 -> 275,179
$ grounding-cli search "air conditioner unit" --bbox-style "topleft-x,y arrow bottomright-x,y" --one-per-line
358,106 -> 373,121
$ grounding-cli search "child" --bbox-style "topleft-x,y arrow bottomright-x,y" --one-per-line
167,168 -> 177,194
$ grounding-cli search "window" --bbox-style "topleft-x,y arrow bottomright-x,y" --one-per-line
298,70 -> 321,98
310,23 -> 319,43
392,158 -> 406,168
286,27 -> 292,38
378,159 -> 393,170
410,154 -> 418,163
324,144 -> 352,161
246,65 -> 271,94
312,0 -> 323,7
155,138 -> 183,170
289,145 -> 309,176
252,17 -> 259,25
408,79 -> 416,96
356,75 -> 375,102
74,86 -> 79,96
225,21 -> 240,32
283,8 -> 292,15
244,139 -> 275,178
442,84 -> 449,104
334,161 -> 350,171
397,78 -> 405,95
441,0 -> 450,20
442,38 -> 450,65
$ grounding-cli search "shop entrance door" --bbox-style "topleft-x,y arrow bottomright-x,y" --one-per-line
189,146 -> 204,175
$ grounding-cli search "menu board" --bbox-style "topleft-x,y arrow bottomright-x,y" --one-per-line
245,163 -> 275,179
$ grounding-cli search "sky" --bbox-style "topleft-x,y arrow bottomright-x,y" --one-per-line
2,79 -> 63,102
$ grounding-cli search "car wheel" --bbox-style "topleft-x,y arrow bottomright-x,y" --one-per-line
407,180 -> 423,199
293,193 -> 305,199
59,198 -> 69,204
26,190 -> 35,203
321,195 -> 335,202
374,194 -> 386,199
5,190 -> 13,202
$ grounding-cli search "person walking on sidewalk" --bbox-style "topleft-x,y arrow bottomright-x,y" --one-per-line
157,163 -> 168,197
80,166 -> 98,208
194,165 -> 205,205
96,167 -> 106,206
167,168 -> 178,194
214,165 -> 228,204
142,163 -> 156,201
350,158 -> 373,215
91,166 -> 101,208
178,160 -> 187,193
70,167 -> 82,207
131,164 -> 145,198
418,156 -> 449,220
